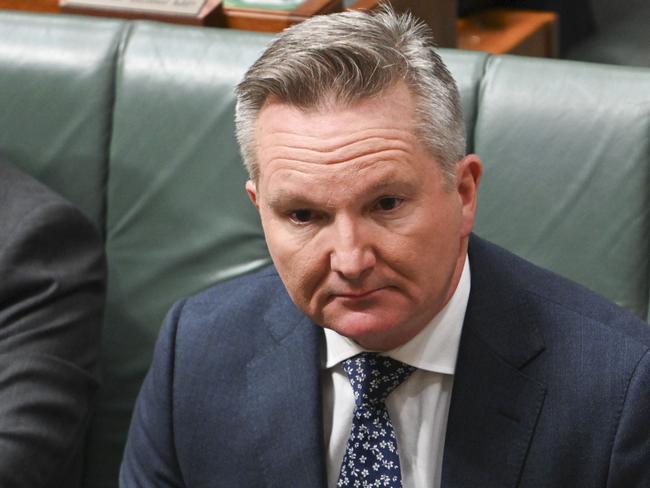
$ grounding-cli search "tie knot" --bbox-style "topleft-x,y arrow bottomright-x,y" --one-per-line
342,352 -> 415,407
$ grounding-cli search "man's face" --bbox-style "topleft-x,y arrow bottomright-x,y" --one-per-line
246,82 -> 481,351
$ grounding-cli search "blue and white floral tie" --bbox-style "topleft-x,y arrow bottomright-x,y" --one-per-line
337,352 -> 416,488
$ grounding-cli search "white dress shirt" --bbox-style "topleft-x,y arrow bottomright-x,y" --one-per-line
321,256 -> 470,488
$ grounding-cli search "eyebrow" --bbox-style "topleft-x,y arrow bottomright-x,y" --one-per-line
265,191 -> 319,210
264,176 -> 417,211
363,178 -> 417,195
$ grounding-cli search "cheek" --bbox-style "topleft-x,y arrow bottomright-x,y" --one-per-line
280,253 -> 331,320
379,212 -> 453,261
378,209 -> 462,285
260,217 -> 328,307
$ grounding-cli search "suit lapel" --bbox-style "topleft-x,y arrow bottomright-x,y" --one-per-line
245,285 -> 326,488
442,237 -> 547,487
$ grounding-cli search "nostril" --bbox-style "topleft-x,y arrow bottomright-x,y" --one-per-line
330,247 -> 376,280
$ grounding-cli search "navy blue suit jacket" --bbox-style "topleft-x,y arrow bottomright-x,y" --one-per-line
121,236 -> 650,487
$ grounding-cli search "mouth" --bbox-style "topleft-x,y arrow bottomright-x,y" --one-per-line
333,287 -> 386,300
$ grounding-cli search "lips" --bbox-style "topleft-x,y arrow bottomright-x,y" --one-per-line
333,287 -> 386,299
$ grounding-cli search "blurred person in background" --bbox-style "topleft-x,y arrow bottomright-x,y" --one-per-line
0,157 -> 106,488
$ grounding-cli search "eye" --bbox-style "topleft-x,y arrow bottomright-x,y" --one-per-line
289,209 -> 313,224
376,197 -> 403,211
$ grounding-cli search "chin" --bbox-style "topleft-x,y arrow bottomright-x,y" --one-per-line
325,310 -> 408,351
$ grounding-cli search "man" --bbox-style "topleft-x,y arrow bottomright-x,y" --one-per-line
121,7 -> 650,487
0,158 -> 106,487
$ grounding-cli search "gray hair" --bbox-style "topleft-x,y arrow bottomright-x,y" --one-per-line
235,5 -> 465,183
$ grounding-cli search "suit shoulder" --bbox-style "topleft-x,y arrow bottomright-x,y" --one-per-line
160,264 -> 305,378
469,235 -> 650,349
0,159 -> 72,213
168,265 -> 286,338
186,264 -> 281,313
0,160 -> 101,249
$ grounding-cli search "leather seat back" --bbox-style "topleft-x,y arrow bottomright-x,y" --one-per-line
0,12 -> 125,227
473,55 -> 650,319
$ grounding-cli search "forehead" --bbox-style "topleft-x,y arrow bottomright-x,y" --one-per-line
252,84 -> 444,208
256,82 -> 417,144
254,83 -> 435,188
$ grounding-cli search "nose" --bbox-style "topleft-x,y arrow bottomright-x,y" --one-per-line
329,217 -> 376,281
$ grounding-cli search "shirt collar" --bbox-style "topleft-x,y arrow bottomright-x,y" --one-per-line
323,254 -> 470,375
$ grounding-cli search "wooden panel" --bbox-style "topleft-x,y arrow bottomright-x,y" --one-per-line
224,0 -> 341,32
0,0 -> 59,12
60,0 -> 225,26
457,9 -> 558,57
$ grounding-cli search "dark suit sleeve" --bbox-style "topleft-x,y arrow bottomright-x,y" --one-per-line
120,301 -> 186,488
0,201 -> 106,487
607,349 -> 650,487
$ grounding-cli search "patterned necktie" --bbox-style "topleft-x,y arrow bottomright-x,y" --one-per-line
337,352 -> 416,488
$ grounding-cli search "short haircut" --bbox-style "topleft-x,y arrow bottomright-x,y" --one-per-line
235,5 -> 466,183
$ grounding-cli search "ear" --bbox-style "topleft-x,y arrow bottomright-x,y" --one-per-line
456,154 -> 482,237
245,180 -> 259,209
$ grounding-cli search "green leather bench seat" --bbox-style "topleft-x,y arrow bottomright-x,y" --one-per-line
90,24 -> 273,485
441,50 -> 490,153
473,56 -> 650,319
0,11 -> 648,488
0,12 -> 126,226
